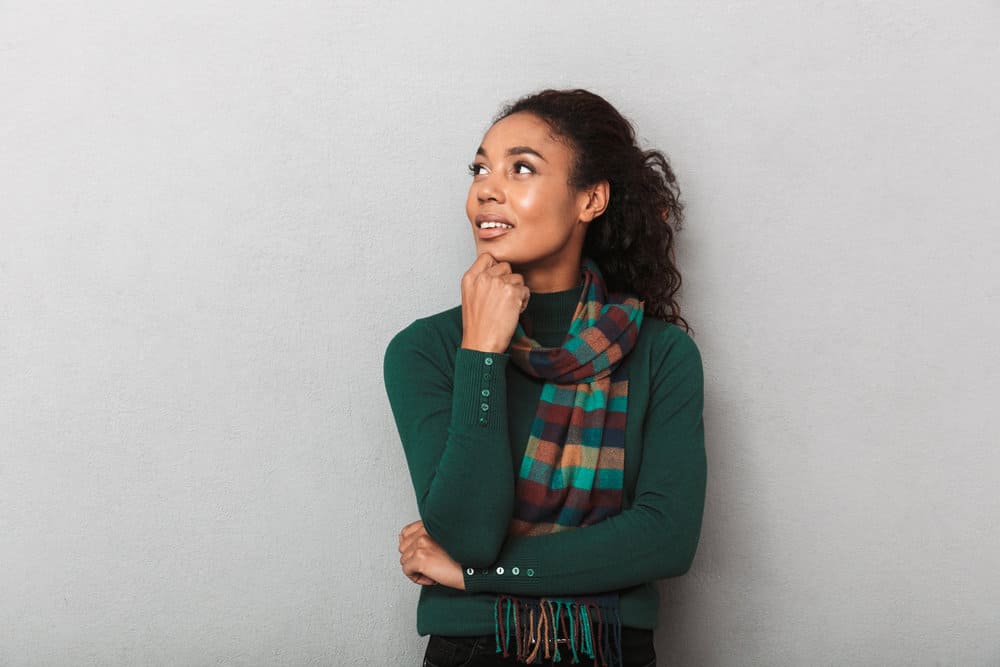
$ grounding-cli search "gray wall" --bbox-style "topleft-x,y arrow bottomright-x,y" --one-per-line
1,1 -> 997,665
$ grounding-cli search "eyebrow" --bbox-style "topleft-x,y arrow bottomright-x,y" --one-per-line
476,146 -> 548,162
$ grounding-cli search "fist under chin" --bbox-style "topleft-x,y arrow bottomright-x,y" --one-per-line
474,245 -> 516,266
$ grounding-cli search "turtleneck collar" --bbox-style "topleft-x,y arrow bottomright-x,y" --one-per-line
520,282 -> 582,344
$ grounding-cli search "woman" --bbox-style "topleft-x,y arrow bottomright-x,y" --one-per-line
384,89 -> 706,667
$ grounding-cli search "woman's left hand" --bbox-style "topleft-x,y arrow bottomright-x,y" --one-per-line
398,520 -> 466,590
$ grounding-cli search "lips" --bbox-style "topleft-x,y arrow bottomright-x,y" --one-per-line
475,213 -> 514,240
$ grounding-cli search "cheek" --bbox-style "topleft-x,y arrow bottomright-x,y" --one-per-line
517,184 -> 573,231
518,190 -> 540,214
511,186 -> 549,223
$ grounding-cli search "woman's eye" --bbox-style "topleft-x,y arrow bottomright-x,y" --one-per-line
513,162 -> 533,175
468,162 -> 486,176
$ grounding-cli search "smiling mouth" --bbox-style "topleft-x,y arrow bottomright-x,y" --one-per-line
475,213 -> 514,229
475,216 -> 514,240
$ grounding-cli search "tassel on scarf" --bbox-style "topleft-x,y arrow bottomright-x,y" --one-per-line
495,594 -> 623,666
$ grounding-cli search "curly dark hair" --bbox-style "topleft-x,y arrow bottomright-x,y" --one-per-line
494,88 -> 689,331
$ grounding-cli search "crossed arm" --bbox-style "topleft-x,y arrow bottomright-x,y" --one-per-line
387,320 -> 706,596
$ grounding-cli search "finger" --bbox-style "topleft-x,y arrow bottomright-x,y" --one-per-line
400,547 -> 425,579
399,520 -> 425,542
463,254 -> 498,289
409,575 -> 436,586
399,531 -> 432,558
399,534 -> 436,570
400,549 -> 440,587
405,566 -> 435,586
399,532 -> 419,554
400,519 -> 424,534
500,273 -> 524,286
520,288 -> 530,314
470,252 -> 497,275
407,571 -> 437,586
485,261 -> 512,277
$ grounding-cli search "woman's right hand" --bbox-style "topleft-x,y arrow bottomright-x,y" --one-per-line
460,252 -> 529,353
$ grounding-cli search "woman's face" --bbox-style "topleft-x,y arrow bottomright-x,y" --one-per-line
466,112 -> 593,280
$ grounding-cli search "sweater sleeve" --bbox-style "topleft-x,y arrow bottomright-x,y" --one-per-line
383,318 -> 515,567
462,330 -> 706,596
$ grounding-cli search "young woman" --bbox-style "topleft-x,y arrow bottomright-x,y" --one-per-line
385,89 -> 706,667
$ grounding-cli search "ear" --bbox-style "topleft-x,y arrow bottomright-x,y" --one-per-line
577,181 -> 610,223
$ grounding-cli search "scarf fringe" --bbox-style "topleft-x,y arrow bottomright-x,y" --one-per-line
494,595 -> 623,666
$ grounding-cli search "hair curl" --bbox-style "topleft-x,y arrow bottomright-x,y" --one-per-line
495,88 -> 689,332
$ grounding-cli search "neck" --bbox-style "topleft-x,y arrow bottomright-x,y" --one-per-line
517,258 -> 582,294
520,282 -> 581,343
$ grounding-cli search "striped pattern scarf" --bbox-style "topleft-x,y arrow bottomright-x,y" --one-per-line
496,258 -> 643,666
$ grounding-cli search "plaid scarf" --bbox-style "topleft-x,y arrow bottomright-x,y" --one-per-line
496,258 -> 643,666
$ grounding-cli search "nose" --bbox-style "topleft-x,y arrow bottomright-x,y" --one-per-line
475,170 -> 504,204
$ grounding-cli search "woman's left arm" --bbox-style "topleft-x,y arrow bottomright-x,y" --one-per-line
455,331 -> 706,596
399,331 -> 706,593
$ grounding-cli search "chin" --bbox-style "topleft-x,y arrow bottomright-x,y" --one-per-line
474,238 -> 503,257
480,246 -> 507,260
475,244 -> 518,265
473,236 -> 546,269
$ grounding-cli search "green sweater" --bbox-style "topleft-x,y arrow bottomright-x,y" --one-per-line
383,285 -> 706,637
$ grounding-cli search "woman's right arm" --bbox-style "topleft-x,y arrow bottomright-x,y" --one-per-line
385,253 -> 528,568
384,320 -> 515,568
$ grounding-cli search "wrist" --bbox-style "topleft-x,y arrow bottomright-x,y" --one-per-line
461,336 -> 508,354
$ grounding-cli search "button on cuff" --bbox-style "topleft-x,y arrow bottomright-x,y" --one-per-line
462,562 -> 541,595
452,349 -> 509,432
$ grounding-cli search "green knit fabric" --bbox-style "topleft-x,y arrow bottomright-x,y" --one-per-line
384,285 -> 706,638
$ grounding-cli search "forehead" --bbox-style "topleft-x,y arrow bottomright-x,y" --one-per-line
480,112 -> 571,157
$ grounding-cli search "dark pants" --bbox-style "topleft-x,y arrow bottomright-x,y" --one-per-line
422,627 -> 656,667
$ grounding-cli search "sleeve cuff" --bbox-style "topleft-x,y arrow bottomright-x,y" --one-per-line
451,348 -> 510,434
462,559 -> 543,594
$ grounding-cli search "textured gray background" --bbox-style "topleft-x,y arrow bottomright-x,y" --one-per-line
2,1 -> 998,665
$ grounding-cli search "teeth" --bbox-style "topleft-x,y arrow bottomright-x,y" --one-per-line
480,221 -> 512,229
